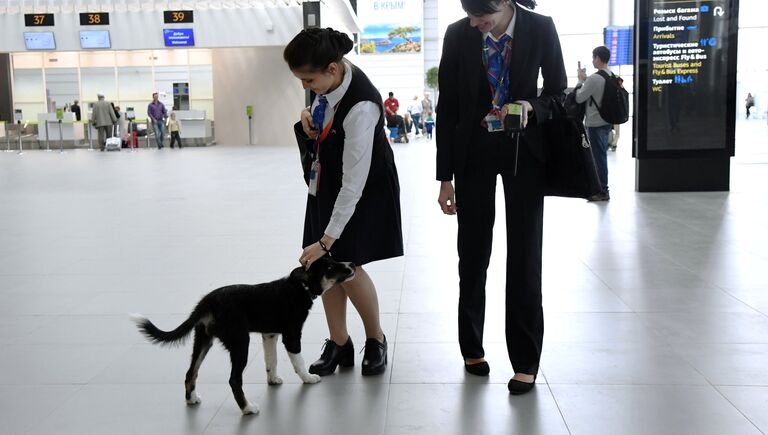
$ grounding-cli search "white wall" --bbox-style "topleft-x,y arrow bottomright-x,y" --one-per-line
211,46 -> 303,146
0,6 -> 302,52
423,0 -> 439,74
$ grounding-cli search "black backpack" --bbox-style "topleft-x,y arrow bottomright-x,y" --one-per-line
590,70 -> 629,125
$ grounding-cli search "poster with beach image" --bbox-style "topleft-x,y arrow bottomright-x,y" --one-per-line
359,0 -> 422,54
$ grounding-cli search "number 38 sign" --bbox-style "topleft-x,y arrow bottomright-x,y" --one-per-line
80,13 -> 110,25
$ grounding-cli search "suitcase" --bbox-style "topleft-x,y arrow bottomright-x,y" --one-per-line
105,125 -> 121,151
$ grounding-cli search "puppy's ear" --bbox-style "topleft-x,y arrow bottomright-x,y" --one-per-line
290,267 -> 310,282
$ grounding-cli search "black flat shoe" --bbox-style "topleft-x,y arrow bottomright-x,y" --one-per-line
308,337 -> 354,376
361,335 -> 387,376
508,374 -> 537,395
464,361 -> 490,376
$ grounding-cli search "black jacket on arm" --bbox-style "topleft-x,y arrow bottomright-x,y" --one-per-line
436,7 -> 567,181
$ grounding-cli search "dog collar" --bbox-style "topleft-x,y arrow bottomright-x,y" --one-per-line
301,282 -> 317,300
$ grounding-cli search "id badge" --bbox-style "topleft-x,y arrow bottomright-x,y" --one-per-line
308,160 -> 321,196
484,113 -> 503,132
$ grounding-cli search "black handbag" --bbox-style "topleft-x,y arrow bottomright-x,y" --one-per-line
540,99 -> 602,198
563,85 -> 586,120
293,121 -> 315,186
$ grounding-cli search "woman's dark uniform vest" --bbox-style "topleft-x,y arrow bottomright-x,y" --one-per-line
303,64 -> 404,266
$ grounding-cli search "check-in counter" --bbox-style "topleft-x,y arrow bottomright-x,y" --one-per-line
37,112 -> 85,142
175,110 -> 213,145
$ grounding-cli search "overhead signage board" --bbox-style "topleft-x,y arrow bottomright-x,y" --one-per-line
24,13 -> 54,26
163,28 -> 195,47
164,10 -> 193,24
80,30 -> 111,49
80,12 -> 110,25
604,26 -> 633,66
24,32 -> 56,50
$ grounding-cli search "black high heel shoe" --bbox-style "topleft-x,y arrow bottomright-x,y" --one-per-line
508,374 -> 537,395
308,337 -> 354,376
361,335 -> 387,376
464,361 -> 490,376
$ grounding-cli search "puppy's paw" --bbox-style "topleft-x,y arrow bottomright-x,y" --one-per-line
300,373 -> 322,384
267,375 -> 283,386
241,401 -> 260,416
186,391 -> 202,405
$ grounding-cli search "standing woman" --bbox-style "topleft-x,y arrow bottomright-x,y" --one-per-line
436,0 -> 566,394
284,28 -> 403,376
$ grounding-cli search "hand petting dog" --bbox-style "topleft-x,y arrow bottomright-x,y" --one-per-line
299,235 -> 335,269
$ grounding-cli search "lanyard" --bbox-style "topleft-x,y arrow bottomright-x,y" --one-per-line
481,37 -> 514,109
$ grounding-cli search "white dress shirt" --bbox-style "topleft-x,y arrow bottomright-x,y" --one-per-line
483,5 -> 517,43
310,60 -> 379,240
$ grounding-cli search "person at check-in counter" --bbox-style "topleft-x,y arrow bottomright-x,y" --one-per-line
70,100 -> 81,121
91,93 -> 117,152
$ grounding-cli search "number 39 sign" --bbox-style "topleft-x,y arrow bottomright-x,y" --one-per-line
164,10 -> 194,23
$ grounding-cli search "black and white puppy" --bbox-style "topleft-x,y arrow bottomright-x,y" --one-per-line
130,256 -> 355,415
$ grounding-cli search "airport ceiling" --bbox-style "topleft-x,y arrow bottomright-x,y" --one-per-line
0,0 -> 306,14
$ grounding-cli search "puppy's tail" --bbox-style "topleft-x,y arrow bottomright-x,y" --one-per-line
130,309 -> 205,347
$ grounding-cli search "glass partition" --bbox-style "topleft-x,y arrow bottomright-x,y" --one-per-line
154,65 -> 189,110
12,71 -> 46,120
118,66 -> 153,119
80,67 -> 116,120
44,68 -> 79,111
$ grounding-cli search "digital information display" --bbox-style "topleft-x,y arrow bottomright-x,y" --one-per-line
604,26 -> 633,66
24,32 -> 56,50
80,30 -> 111,49
24,13 -> 54,26
163,28 -> 195,47
80,12 -> 110,25
164,10 -> 193,23
636,0 -> 738,156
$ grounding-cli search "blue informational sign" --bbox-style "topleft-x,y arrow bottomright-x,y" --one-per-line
604,26 -> 633,66
80,30 -> 111,49
163,28 -> 195,47
24,32 -> 56,50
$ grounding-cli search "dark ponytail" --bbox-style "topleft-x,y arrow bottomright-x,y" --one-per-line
283,27 -> 354,71
461,0 -> 536,15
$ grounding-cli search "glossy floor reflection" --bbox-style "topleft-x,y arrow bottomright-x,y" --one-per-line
1,119 -> 767,435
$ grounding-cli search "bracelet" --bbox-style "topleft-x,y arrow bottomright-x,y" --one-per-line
318,240 -> 330,253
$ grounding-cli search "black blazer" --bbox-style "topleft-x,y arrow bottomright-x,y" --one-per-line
436,7 -> 567,181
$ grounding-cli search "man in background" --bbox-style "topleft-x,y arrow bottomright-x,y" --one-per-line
147,92 -> 168,149
384,91 -> 399,127
70,100 -> 81,121
576,46 -> 613,202
421,92 -> 434,130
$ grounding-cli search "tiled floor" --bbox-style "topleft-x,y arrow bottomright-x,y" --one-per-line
1,119 -> 767,434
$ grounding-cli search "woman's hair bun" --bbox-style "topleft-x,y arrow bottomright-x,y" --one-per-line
284,27 -> 354,71
328,28 -> 354,55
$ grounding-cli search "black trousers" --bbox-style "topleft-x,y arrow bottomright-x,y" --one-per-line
454,130 -> 545,375
170,131 -> 182,148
